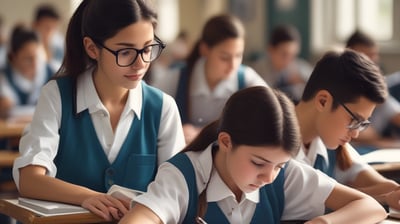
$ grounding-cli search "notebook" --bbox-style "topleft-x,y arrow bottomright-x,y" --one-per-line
361,149 -> 400,164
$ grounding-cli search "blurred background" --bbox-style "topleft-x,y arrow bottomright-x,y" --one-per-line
0,0 -> 399,73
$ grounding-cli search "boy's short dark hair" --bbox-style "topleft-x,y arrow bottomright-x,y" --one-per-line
301,49 -> 387,108
346,30 -> 376,48
34,4 -> 60,22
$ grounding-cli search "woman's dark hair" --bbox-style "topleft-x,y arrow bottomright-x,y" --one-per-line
269,24 -> 300,47
184,86 -> 301,154
301,49 -> 387,170
9,24 -> 39,55
183,86 -> 301,217
56,0 -> 158,78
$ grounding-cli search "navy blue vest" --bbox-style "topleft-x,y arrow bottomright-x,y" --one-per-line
313,150 -> 337,178
4,64 -> 54,105
175,65 -> 246,124
168,153 -> 284,224
55,77 -> 163,192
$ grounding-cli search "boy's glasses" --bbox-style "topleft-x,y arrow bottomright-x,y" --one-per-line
95,36 -> 166,67
339,102 -> 371,132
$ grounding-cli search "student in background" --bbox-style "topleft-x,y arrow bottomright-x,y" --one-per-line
0,24 -> 54,120
13,0 -> 185,221
250,24 -> 313,103
0,15 -> 7,69
151,14 -> 267,143
294,49 -> 400,211
120,86 -> 386,224
32,4 -> 64,70
346,30 -> 400,149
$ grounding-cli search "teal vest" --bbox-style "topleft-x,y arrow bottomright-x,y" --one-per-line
4,63 -> 54,105
175,65 -> 246,124
313,150 -> 337,178
168,153 -> 284,224
55,77 -> 163,192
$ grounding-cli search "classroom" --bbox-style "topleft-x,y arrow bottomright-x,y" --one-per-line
0,0 -> 400,223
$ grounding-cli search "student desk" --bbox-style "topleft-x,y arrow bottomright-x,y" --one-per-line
0,199 -> 117,224
0,150 -> 19,168
0,120 -> 26,139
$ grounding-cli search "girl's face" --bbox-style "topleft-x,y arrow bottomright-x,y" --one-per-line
202,37 -> 244,80
269,41 -> 299,71
317,95 -> 375,149
94,20 -> 155,89
10,41 -> 41,80
224,144 -> 291,194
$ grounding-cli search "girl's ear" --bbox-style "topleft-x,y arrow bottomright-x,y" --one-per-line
83,37 -> 99,60
199,41 -> 209,57
314,90 -> 332,112
218,132 -> 233,152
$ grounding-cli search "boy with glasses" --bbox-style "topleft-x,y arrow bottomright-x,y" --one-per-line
294,49 -> 400,211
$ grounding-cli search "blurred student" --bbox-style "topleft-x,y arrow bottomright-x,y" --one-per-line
251,24 -> 313,103
346,30 -> 400,149
120,86 -> 386,224
294,49 -> 400,211
0,15 -> 7,69
151,14 -> 267,143
32,4 -> 64,70
13,0 -> 185,221
0,24 -> 55,120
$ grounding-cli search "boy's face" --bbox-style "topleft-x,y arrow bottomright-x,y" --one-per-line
316,94 -> 376,149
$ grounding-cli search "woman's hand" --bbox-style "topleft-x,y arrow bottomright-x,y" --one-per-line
82,193 -> 129,221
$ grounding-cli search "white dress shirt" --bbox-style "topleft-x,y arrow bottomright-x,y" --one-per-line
13,70 -> 185,187
150,57 -> 268,126
134,145 -> 336,224
294,137 -> 373,184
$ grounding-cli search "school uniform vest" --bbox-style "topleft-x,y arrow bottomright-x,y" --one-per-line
4,64 -> 54,105
168,153 -> 285,224
313,150 -> 337,178
175,65 -> 246,124
55,77 -> 163,192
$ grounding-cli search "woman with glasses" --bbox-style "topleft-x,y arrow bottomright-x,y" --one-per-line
150,14 -> 267,144
12,0 -> 185,221
294,49 -> 400,211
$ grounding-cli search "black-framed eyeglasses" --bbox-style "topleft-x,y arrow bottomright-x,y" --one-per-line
338,102 -> 371,132
95,36 -> 166,67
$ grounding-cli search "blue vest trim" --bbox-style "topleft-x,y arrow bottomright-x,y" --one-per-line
4,64 -> 53,105
168,152 -> 284,224
175,64 -> 246,124
55,77 -> 163,192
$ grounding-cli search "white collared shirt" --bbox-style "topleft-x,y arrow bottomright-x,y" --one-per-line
13,70 -> 185,187
134,145 -> 336,224
150,58 -> 268,126
295,137 -> 373,184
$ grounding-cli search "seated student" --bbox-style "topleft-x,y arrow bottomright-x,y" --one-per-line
12,0 -> 185,221
346,30 -> 400,149
294,49 -> 400,211
250,24 -> 313,103
32,4 -> 64,70
119,86 -> 387,224
0,24 -> 55,120
150,14 -> 267,144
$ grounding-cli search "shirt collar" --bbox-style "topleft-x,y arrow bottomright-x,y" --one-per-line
297,137 -> 329,166
76,70 -> 143,119
191,58 -> 238,97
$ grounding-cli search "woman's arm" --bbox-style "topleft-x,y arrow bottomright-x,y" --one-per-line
19,165 -> 129,221
306,183 -> 387,224
119,203 -> 163,224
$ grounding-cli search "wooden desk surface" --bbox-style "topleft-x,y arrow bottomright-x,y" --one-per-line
0,199 -> 116,224
0,150 -> 19,167
0,120 -> 26,138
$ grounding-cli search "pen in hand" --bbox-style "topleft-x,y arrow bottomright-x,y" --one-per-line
196,216 -> 208,224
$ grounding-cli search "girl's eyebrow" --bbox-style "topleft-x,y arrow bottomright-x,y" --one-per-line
252,154 -> 290,165
114,40 -> 154,48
